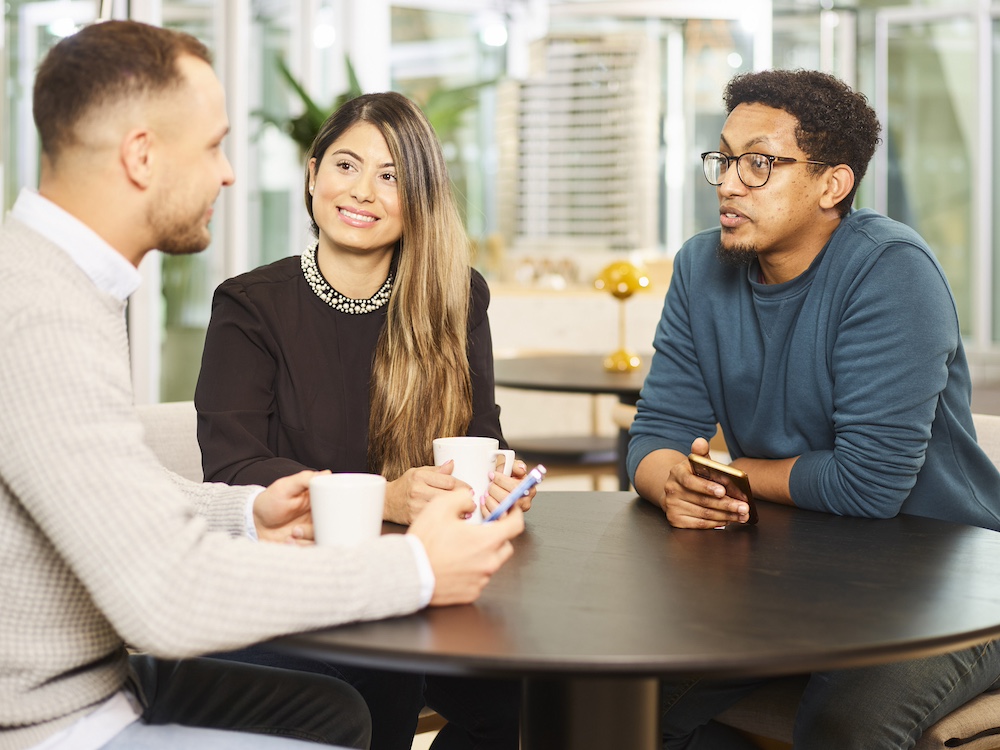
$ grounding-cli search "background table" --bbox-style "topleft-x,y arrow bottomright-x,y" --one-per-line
494,354 -> 651,489
494,353 -> 650,398
271,492 -> 1000,750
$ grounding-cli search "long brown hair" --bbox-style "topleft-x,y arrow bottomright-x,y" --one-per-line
304,92 -> 473,479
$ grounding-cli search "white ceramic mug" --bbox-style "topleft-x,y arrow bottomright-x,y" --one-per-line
309,473 -> 386,547
432,436 -> 515,523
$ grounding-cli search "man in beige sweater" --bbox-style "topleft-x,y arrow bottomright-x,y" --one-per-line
0,20 -> 523,750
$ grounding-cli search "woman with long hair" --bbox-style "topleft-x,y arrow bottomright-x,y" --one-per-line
195,92 -> 528,749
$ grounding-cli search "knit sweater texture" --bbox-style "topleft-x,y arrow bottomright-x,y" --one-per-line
628,208 -> 1000,531
0,217 -> 423,749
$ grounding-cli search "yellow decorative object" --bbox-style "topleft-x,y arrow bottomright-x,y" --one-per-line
594,261 -> 650,372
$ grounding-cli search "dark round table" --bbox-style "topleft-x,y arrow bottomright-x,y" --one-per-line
270,492 -> 1000,750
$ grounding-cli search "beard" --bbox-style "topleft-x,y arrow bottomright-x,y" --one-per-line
148,191 -> 214,256
716,240 -> 758,268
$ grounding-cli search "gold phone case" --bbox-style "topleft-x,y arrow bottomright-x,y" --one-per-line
688,453 -> 758,526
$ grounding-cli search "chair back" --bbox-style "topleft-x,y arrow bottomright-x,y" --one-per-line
972,412 -> 1000,467
135,401 -> 203,482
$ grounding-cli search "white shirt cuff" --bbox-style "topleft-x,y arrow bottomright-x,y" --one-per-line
245,487 -> 265,541
28,690 -> 141,750
404,536 -> 435,608
246,488 -> 433,604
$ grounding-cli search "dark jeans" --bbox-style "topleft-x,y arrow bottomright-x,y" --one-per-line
128,654 -> 371,748
659,639 -> 1000,750
214,647 -> 520,750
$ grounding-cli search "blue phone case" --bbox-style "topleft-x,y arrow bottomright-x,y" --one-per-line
484,465 -> 546,522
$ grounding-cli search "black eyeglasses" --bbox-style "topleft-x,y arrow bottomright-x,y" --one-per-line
700,151 -> 834,188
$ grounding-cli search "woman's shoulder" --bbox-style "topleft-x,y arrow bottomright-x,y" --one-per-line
470,267 -> 490,300
468,268 -> 491,326
218,255 -> 303,298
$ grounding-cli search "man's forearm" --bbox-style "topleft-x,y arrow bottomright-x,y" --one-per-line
728,456 -> 799,506
633,448 -> 689,507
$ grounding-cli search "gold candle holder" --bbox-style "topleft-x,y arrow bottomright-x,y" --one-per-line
594,261 -> 650,372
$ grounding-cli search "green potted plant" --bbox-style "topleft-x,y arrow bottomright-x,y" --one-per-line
257,55 -> 494,156
256,57 -> 363,154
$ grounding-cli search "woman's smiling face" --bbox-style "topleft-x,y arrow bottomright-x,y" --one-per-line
308,121 -> 403,258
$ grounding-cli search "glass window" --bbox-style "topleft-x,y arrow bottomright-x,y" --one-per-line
683,18 -> 754,240
159,0 -> 223,401
250,0 -> 299,272
883,16 -> 976,336
390,6 -> 504,244
3,0 -> 94,209
992,15 -> 1000,345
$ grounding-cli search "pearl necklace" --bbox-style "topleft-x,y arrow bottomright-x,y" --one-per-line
300,241 -> 393,314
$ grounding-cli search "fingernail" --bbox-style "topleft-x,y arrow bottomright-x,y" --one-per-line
488,471 -> 495,480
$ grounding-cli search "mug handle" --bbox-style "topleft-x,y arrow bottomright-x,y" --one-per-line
493,449 -> 516,477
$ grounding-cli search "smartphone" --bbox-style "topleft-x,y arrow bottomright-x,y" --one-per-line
483,465 -> 546,522
687,453 -> 758,526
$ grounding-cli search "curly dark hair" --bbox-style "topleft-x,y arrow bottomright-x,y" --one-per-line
724,70 -> 881,216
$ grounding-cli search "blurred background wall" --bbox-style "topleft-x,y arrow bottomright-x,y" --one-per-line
2,0 -> 998,403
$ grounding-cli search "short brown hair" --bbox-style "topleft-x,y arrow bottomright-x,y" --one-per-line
33,20 -> 211,159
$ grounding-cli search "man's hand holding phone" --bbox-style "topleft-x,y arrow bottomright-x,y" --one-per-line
659,438 -> 756,529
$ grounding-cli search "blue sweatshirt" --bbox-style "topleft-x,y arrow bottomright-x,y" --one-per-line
628,208 -> 1000,531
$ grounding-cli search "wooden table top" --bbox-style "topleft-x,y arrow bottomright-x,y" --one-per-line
271,492 -> 1000,680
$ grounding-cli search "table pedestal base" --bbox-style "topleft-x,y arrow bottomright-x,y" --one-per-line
521,676 -> 659,750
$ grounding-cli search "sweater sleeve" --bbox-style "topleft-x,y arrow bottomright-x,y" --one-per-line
0,301 -> 422,659
789,244 -> 960,518
196,279 -> 312,485
164,468 -> 260,537
627,248 -> 721,481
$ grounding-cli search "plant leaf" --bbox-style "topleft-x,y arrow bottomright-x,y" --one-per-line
422,79 -> 496,138
261,57 -> 498,157
277,58 -> 328,127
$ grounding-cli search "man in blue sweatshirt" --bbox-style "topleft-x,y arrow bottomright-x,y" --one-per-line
628,70 -> 1000,749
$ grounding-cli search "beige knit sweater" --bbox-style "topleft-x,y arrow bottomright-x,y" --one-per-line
0,217 -> 423,750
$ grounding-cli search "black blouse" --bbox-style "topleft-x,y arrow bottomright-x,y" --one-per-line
195,256 -> 505,486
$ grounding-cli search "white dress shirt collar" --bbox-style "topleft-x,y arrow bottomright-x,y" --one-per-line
11,188 -> 142,302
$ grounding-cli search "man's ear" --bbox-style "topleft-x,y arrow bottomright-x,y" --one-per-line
819,164 -> 855,210
121,128 -> 154,189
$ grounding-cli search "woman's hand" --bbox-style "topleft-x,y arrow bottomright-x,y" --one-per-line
384,461 -> 468,525
482,458 -> 536,516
